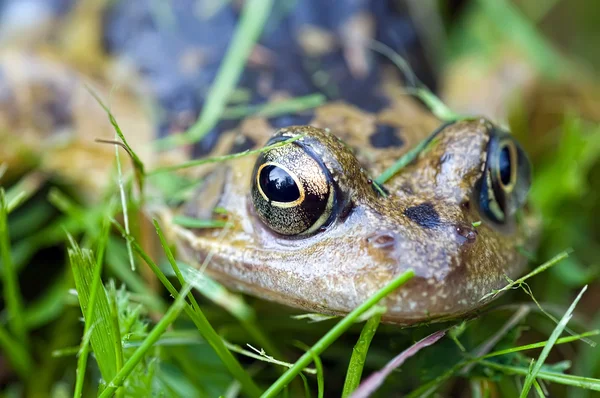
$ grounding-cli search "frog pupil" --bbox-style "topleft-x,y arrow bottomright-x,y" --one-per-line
499,146 -> 512,186
259,165 -> 300,203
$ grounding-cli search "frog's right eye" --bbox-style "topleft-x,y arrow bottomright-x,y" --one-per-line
477,128 -> 532,225
250,138 -> 336,236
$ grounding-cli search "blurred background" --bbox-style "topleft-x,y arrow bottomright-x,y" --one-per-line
0,0 -> 599,396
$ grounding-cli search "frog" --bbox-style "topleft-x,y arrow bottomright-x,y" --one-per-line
0,0 -> 539,325
169,91 -> 537,325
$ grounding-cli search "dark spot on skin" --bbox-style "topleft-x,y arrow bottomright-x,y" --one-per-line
228,135 -> 257,154
455,224 -> 478,245
403,202 -> 441,229
369,124 -> 404,148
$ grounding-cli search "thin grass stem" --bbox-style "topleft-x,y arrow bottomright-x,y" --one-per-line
0,189 -> 27,348
342,313 -> 382,397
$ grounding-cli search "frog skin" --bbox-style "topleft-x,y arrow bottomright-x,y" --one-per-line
171,93 -> 538,325
0,2 -> 539,325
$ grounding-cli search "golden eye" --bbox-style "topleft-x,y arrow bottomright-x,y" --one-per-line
477,129 -> 532,225
251,140 -> 335,236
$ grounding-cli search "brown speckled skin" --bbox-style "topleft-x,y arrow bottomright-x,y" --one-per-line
175,101 -> 540,325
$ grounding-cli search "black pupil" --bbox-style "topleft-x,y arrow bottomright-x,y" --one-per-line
499,145 -> 513,186
259,165 -> 300,203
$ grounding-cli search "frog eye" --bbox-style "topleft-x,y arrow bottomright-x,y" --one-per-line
251,140 -> 335,236
477,130 -> 532,225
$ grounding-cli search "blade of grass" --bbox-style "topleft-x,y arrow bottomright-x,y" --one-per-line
74,219 -> 110,398
481,360 -> 600,391
0,324 -> 32,380
407,330 -> 599,398
74,323 -> 97,398
105,239 -> 165,313
107,282 -> 125,398
149,134 -> 303,175
113,220 -> 261,397
367,40 -> 462,121
480,251 -> 570,301
172,216 -> 227,229
376,122 -> 452,184
86,86 -> 145,191
156,0 -> 274,148
299,372 -> 312,398
98,281 -> 195,398
223,342 -> 316,374
481,330 -> 599,360
461,305 -> 530,374
113,136 -> 136,271
221,93 -> 325,120
5,172 -> 45,214
0,189 -> 27,347
520,285 -> 588,397
482,251 -> 591,346
69,238 -> 118,384
154,220 -> 281,358
342,313 -> 382,397
476,0 -> 565,78
262,269 -> 415,398
294,342 -> 324,398
350,330 -> 446,398
533,380 -> 545,398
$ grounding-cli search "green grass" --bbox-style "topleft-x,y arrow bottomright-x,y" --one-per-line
156,0 -> 275,149
2,0 -> 600,396
342,314 -> 382,397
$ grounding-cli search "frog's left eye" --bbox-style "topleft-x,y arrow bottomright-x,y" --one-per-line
251,140 -> 335,236
477,130 -> 532,225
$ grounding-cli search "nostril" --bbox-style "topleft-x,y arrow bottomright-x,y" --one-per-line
455,224 -> 478,244
367,231 -> 397,250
